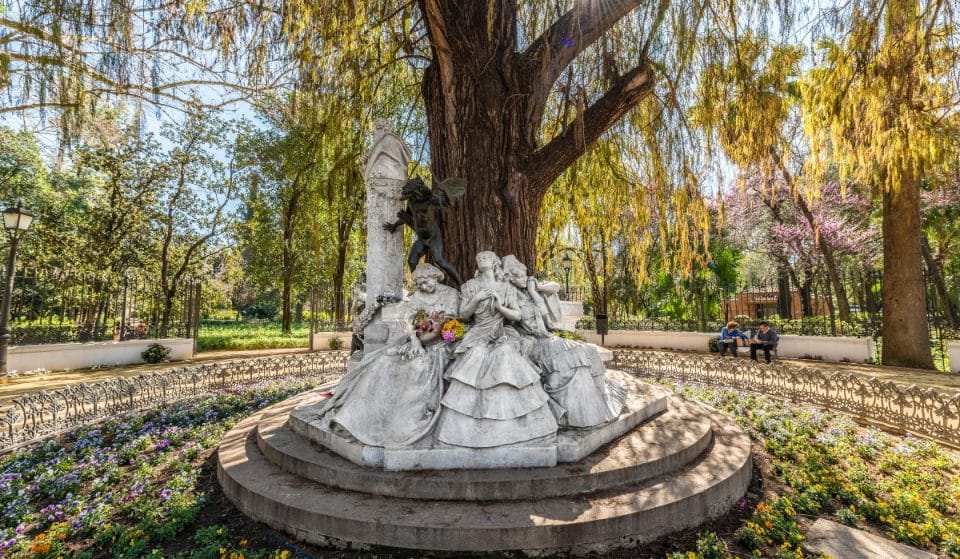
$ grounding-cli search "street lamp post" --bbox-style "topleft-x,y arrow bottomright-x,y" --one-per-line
1,204 -> 35,380
561,251 -> 573,300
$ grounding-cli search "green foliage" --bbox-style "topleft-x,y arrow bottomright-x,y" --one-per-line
241,300 -> 279,320
196,321 -> 310,351
670,382 -> 960,558
1,114 -> 238,337
328,337 -> 344,350
141,343 -> 171,363
0,128 -> 48,204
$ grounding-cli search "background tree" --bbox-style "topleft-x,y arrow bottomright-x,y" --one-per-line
236,120 -> 320,334
153,113 -> 238,336
802,0 -> 959,368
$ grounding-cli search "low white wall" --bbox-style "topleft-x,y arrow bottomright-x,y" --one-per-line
312,332 -> 353,351
9,338 -> 194,373
776,335 -> 874,362
579,330 -> 717,352
948,342 -> 960,374
577,330 -> 875,363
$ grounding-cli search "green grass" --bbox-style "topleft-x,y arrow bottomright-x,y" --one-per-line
196,321 -> 311,351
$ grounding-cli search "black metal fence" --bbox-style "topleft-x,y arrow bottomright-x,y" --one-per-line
575,315 -> 882,338
9,267 -> 201,345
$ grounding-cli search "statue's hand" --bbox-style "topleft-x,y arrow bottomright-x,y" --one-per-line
402,337 -> 426,360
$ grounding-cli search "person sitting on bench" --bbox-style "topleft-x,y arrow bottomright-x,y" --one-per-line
749,321 -> 779,364
719,321 -> 748,358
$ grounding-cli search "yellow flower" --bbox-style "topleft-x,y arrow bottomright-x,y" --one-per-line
687,552 -> 697,559
31,538 -> 52,554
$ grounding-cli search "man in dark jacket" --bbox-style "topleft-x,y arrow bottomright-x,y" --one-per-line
749,321 -> 779,364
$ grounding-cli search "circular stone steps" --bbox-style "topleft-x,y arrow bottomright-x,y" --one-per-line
256,392 -> 712,501
217,381 -> 752,553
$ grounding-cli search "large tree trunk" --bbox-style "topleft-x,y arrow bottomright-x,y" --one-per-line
420,0 -> 654,278
421,10 -> 542,276
881,171 -> 934,368
878,0 -> 934,369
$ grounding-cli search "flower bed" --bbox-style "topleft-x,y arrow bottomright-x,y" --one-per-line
663,381 -> 960,559
0,378 -> 327,558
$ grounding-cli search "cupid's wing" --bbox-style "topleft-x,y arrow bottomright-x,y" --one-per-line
435,177 -> 466,206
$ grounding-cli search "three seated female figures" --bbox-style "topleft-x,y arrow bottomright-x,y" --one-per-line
308,251 -> 627,456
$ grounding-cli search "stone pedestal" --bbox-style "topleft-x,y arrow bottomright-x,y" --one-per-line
361,302 -> 405,353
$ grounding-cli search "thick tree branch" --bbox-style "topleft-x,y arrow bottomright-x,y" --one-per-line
522,0 -> 644,89
520,0 -> 646,133
525,61 -> 654,194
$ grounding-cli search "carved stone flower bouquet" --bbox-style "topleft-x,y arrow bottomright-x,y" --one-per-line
412,309 -> 445,338
440,319 -> 466,343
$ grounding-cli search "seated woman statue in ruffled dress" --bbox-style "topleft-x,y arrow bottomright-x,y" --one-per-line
434,251 -> 559,447
501,255 -> 626,428
313,263 -> 459,448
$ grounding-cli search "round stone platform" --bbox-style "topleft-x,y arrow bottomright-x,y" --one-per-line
287,372 -> 669,471
217,374 -> 753,553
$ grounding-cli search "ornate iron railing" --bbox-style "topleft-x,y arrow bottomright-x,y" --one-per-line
4,349 -> 959,455
613,350 -> 960,449
0,352 -> 351,453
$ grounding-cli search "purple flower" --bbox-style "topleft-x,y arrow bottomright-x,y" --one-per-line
442,331 -> 457,343
155,439 -> 171,451
560,35 -> 575,48
159,488 -> 173,501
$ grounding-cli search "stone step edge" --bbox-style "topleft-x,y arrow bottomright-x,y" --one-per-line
217,401 -> 752,552
256,396 -> 712,501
